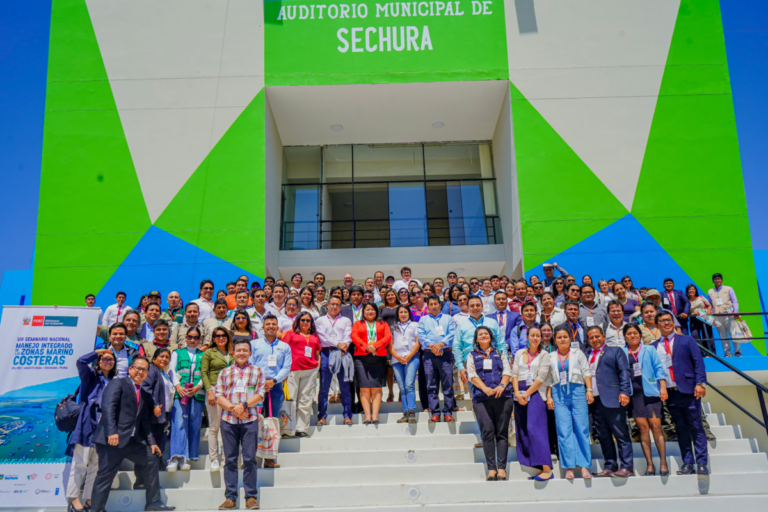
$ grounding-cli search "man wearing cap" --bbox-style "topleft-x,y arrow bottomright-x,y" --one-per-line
226,279 -> 253,311
644,290 -> 682,333
662,278 -> 690,335
140,291 -> 163,323
541,262 -> 569,290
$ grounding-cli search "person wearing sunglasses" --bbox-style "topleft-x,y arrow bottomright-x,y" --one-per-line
166,326 -> 205,472
250,315 -> 292,467
191,279 -> 216,322
283,313 -> 321,437
201,328 -> 234,472
66,348 -> 117,512
170,302 -> 208,349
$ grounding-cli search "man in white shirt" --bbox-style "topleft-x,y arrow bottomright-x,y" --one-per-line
373,271 -> 385,303
191,279 -> 215,323
289,273 -> 303,295
314,296 -> 353,425
342,273 -> 354,289
102,291 -> 132,327
604,301 -> 627,347
393,266 -> 422,292
478,279 -> 496,315
247,289 -> 268,339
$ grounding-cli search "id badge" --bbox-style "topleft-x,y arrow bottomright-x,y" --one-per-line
436,325 -> 445,336
525,374 -> 534,386
304,346 -> 313,358
571,341 -> 581,350
268,354 -> 277,367
329,329 -> 338,340
482,358 -> 493,370
590,361 -> 598,372
234,378 -> 246,394
633,363 -> 642,377
559,371 -> 567,386
586,317 -> 594,326
544,286 -> 551,293
663,297 -> 669,305
716,298 -> 723,305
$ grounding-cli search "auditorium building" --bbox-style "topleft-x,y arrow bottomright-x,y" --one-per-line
1,0 -> 766,352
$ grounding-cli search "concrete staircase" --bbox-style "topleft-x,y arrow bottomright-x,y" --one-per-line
106,400 -> 768,511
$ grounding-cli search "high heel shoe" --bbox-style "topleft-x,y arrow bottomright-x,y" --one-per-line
659,468 -> 670,476
69,503 -> 85,512
645,467 -> 656,476
487,473 -> 497,481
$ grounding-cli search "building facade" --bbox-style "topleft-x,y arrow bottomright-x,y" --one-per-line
1,0 -> 766,353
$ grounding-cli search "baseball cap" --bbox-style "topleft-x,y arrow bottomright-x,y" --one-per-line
645,289 -> 661,298
542,263 -> 554,268
148,290 -> 162,298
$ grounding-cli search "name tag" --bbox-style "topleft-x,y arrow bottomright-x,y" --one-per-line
544,287 -> 551,293
633,363 -> 642,377
234,378 -> 246,394
571,342 -> 581,350
304,346 -> 313,358
525,374 -> 534,386
559,371 -> 567,386
268,355 -> 277,367
590,362 -> 598,372
329,329 -> 338,340
482,358 -> 493,370
716,298 -> 723,305
663,298 -> 669,305
436,325 -> 445,336
586,317 -> 594,326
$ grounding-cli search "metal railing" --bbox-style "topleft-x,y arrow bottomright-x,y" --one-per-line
281,215 -> 503,250
694,311 -> 768,438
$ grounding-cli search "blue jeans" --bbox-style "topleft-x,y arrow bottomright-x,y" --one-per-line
551,383 -> 592,470
391,354 -> 420,413
170,397 -> 204,461
318,347 -> 352,419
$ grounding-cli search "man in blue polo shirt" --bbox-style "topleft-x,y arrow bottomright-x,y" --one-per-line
418,294 -> 457,423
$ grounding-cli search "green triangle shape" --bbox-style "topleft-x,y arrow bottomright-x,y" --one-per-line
632,0 -> 762,351
154,90 -> 266,277
509,81 -> 628,270
34,0 -> 150,306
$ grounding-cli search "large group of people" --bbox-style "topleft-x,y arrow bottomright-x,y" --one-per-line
67,264 -> 744,511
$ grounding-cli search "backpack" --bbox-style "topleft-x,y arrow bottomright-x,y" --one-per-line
54,386 -> 81,433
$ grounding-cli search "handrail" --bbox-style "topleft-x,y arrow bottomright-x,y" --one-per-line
696,342 -> 768,393
710,311 -> 767,316
707,383 -> 766,428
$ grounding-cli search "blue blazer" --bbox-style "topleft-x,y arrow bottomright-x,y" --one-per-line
141,364 -> 172,425
442,301 -> 461,316
486,310 -> 521,352
592,346 -> 631,408
652,334 -> 706,395
622,345 -> 667,397
661,289 -> 690,316
68,352 -> 111,453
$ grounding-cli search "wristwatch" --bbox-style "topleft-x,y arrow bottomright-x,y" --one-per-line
697,382 -> 707,388
586,388 -> 593,392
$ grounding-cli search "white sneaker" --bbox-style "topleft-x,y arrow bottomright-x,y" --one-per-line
210,459 -> 220,472
166,459 -> 178,473
180,458 -> 191,471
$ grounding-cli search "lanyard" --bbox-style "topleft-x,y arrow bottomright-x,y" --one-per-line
366,321 -> 377,344
558,350 -> 570,373
497,312 -> 505,327
327,314 -> 340,330
590,345 -> 605,365
251,310 -> 264,323
397,321 -> 410,335
216,317 -> 227,326
568,322 -> 579,339
469,316 -> 484,328
187,349 -> 198,384
353,305 -> 363,321
301,332 -> 312,345
629,345 -> 641,364
524,349 -> 540,375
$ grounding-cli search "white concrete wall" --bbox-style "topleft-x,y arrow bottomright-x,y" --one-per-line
264,94 -> 283,278
492,84 -> 523,277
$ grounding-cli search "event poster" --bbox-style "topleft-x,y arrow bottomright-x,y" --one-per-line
0,306 -> 101,508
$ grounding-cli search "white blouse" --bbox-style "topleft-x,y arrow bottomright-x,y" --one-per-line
511,349 -> 552,400
391,321 -> 419,357
545,349 -> 593,387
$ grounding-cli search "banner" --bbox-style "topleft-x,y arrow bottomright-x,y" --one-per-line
0,306 -> 101,508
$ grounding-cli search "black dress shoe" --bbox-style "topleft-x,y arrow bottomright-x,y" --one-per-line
677,464 -> 695,475
295,432 -> 310,438
697,464 -> 709,475
145,503 -> 175,511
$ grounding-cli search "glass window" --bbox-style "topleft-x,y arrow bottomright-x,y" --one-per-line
389,182 -> 427,247
282,185 -> 320,250
425,143 -> 487,180
323,145 -> 352,183
353,144 -> 424,182
283,147 -> 321,184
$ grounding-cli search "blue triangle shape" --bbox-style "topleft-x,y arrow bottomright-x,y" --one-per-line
96,226 -> 263,310
525,214 -> 762,357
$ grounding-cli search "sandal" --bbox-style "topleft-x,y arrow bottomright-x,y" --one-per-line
565,469 -> 575,480
497,470 -> 507,480
581,467 -> 592,479
487,471 -> 497,481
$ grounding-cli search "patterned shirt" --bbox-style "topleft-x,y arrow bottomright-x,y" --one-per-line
215,363 -> 266,424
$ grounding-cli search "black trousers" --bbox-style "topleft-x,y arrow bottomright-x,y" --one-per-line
474,397 -> 514,470
134,423 -> 166,485
90,438 -> 161,512
589,396 -> 634,471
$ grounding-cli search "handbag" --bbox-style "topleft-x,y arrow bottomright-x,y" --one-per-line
256,397 -> 281,459
54,385 -> 81,433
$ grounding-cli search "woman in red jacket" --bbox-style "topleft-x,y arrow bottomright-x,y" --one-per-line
351,302 -> 392,424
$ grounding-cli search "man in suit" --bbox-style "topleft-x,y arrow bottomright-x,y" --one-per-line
662,278 -> 691,335
556,301 -> 588,354
487,290 -> 521,352
89,357 -> 174,512
653,311 -> 709,475
340,285 -> 365,412
587,325 -> 634,478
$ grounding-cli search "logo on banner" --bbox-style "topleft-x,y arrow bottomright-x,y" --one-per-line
1,475 -> 18,481
27,473 -> 37,480
22,318 -> 31,325
45,473 -> 52,480
28,316 -> 78,327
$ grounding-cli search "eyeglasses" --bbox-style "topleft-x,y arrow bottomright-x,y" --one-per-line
300,319 -> 312,324
131,367 -> 148,374
412,292 -> 422,296
187,335 -> 201,340
202,287 -> 213,290
101,358 -> 115,364
214,334 -> 228,339
534,286 -> 543,290
658,318 -> 675,325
